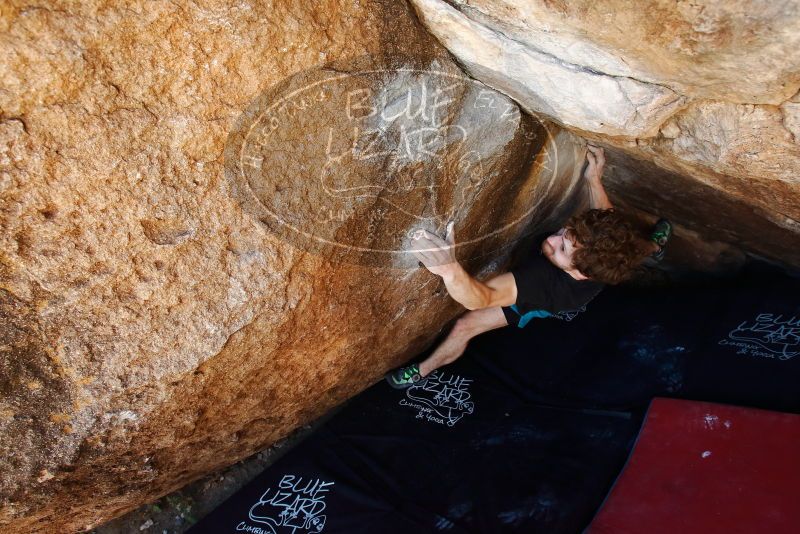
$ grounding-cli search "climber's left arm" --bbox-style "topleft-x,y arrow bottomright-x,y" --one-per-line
584,145 -> 614,210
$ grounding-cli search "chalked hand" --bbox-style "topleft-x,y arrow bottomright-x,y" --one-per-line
584,144 -> 606,184
411,222 -> 458,277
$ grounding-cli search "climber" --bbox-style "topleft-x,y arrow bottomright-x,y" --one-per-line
386,145 -> 673,388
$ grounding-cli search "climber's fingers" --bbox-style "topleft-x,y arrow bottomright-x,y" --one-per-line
587,144 -> 605,164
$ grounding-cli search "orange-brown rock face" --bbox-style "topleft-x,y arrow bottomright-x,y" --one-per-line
0,1 -> 585,532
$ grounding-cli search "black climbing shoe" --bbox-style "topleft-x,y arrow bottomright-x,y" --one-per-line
385,363 -> 426,389
649,218 -> 673,262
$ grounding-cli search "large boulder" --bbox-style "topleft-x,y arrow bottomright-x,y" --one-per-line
409,0 -> 800,269
0,1 -> 585,531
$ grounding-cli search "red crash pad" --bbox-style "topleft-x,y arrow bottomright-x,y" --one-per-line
588,397 -> 800,534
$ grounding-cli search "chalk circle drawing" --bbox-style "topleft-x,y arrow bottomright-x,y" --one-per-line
245,474 -> 335,534
718,312 -> 799,360
399,370 -> 475,427
224,55 -> 558,268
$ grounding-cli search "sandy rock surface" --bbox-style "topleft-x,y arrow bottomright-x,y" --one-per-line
0,1 -> 585,531
410,0 -> 800,267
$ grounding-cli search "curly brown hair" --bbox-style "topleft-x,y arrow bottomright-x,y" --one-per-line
563,209 -> 652,285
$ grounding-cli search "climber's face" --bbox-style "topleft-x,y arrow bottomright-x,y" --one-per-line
542,228 -> 589,280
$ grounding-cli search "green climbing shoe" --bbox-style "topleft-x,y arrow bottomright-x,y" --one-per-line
385,363 -> 425,389
649,218 -> 673,262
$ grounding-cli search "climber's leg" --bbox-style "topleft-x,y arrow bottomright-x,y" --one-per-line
385,307 -> 509,389
417,306 -> 508,377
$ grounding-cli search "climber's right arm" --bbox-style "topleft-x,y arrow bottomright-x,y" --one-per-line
440,266 -> 517,311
